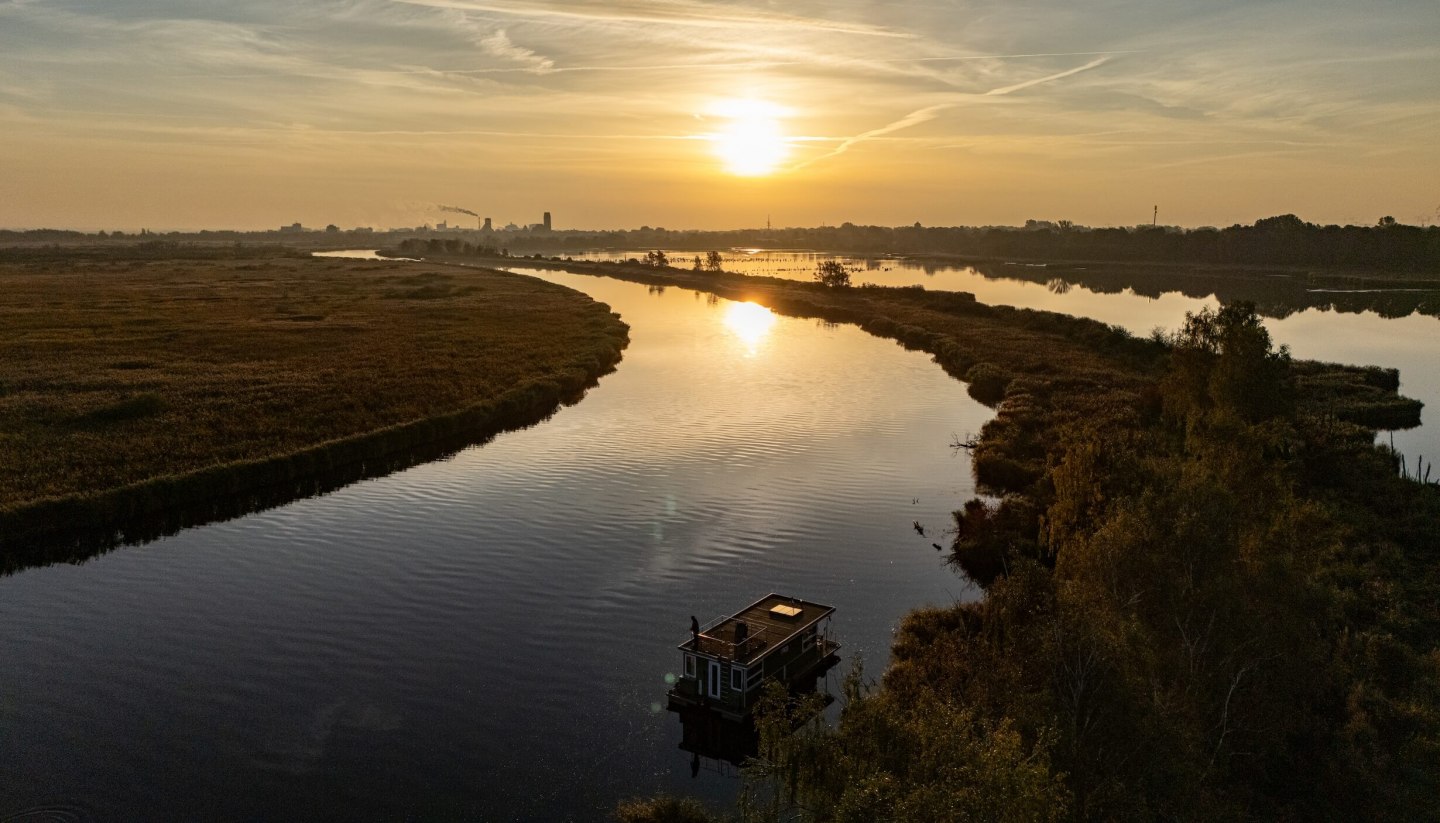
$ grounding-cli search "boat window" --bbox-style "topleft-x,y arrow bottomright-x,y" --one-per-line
684,654 -> 696,678
730,667 -> 744,691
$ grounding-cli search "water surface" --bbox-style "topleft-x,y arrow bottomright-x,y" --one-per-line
0,266 -> 989,820
569,249 -> 1437,462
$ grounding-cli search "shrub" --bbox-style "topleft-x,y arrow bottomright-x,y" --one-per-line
814,259 -> 851,287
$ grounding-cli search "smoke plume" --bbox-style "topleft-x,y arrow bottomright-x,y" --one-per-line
438,205 -> 478,217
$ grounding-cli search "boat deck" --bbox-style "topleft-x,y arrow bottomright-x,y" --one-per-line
681,593 -> 834,664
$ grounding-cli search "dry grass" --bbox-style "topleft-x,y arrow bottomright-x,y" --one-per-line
0,254 -> 628,520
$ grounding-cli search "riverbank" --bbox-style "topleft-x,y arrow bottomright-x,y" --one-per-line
392,251 -> 1421,491
0,251 -> 629,569
390,251 -> 1435,821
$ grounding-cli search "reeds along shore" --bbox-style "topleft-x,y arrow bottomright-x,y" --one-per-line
0,368 -> 616,572
0,253 -> 629,571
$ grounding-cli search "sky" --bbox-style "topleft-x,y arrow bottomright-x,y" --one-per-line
2,0 -> 1438,231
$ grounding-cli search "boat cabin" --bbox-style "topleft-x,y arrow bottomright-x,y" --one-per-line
668,593 -> 840,722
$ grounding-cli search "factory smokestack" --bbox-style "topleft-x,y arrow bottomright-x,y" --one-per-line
438,204 -> 479,218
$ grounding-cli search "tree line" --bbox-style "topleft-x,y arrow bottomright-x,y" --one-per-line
500,215 -> 1440,275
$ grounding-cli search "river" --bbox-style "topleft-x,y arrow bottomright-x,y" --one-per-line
567,249 -> 1437,463
3,248 -> 1428,820
0,262 -> 991,820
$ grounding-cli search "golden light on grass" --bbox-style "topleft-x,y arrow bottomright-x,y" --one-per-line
0,252 -> 629,516
723,300 -> 777,354
707,98 -> 791,177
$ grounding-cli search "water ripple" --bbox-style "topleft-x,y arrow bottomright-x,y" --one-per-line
0,271 -> 991,821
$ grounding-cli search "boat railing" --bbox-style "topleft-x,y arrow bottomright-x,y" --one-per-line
689,620 -> 787,663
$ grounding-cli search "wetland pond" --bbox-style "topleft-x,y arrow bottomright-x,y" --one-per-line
0,263 -> 992,820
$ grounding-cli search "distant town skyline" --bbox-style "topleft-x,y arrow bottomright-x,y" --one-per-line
2,1 -> 1438,231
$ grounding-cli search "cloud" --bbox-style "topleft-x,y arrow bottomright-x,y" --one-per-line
984,56 -> 1112,96
478,29 -> 555,74
394,0 -> 912,38
797,56 -> 1114,169
794,104 -> 951,169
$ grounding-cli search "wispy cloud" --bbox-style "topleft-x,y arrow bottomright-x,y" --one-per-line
3,0 -> 1437,228
797,56 -> 1114,169
793,104 -> 951,169
478,29 -> 556,74
984,56 -> 1111,96
394,0 -> 912,37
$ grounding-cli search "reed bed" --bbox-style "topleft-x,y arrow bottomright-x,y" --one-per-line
0,253 -> 628,554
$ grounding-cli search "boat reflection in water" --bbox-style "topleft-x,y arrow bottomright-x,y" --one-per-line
673,671 -> 838,777
667,594 -> 842,773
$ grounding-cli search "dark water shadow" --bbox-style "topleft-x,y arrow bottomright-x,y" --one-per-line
0,362 -> 621,578
670,668 -> 838,776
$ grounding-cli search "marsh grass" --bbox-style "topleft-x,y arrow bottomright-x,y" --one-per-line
0,252 -> 628,557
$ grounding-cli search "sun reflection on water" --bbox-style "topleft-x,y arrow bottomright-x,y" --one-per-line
723,301 -> 777,355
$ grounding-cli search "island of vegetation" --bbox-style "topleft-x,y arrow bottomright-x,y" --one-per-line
0,246 -> 629,571
392,246 -> 1436,821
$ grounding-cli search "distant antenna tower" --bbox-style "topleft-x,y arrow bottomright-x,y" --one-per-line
1153,205 -> 1158,227
767,214 -> 771,231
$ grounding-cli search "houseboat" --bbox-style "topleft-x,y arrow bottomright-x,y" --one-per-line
667,593 -> 841,723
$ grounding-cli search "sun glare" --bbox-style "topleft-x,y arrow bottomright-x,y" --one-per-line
708,99 -> 790,177
723,300 -> 777,354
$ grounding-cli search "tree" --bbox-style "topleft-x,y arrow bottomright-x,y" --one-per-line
1162,302 -> 1292,424
644,250 -> 668,268
325,224 -> 339,233
814,259 -> 851,288
705,250 -> 724,272
691,255 -> 703,271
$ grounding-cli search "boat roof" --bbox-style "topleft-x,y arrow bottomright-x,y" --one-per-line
679,593 -> 835,665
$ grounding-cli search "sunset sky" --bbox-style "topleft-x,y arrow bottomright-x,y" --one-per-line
3,0 -> 1437,231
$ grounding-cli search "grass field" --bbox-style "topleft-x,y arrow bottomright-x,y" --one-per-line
0,252 -> 628,554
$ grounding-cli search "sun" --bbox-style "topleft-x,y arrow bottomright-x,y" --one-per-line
707,99 -> 790,177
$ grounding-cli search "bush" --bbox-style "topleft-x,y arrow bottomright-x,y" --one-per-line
613,796 -> 718,823
964,363 -> 1012,405
814,259 -> 851,287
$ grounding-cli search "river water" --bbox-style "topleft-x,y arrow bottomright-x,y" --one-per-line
568,249 -> 1437,463
0,262 -> 990,820
4,248 -> 1429,820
